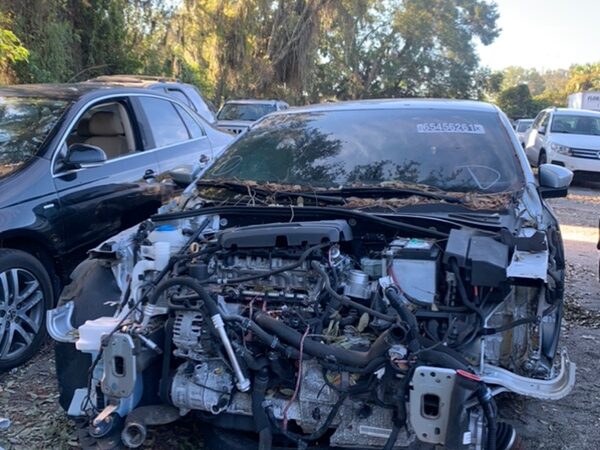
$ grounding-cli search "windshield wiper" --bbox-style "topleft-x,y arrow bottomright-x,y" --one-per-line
321,187 -> 465,204
196,180 -> 346,205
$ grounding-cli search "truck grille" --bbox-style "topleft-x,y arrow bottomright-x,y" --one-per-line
225,127 -> 247,135
570,148 -> 600,159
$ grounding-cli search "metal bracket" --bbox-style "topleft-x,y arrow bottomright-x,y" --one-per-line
101,333 -> 137,398
409,366 -> 456,445
480,348 -> 575,400
46,302 -> 77,343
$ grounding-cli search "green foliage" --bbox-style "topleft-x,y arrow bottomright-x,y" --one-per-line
496,84 -> 534,119
566,63 -> 600,92
0,12 -> 29,83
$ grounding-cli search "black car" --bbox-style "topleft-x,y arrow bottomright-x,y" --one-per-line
0,82 -> 232,370
50,100 -> 575,449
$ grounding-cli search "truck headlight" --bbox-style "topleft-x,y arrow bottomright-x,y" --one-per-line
550,143 -> 572,155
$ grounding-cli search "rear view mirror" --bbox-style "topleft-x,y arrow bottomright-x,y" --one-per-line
538,126 -> 546,135
66,143 -> 107,169
538,164 -> 573,198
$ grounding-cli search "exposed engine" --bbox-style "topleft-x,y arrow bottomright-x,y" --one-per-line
51,214 -> 575,450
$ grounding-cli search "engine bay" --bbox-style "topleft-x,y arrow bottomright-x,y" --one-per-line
50,211 -> 576,450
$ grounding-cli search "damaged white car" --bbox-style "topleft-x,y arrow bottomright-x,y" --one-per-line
48,100 -> 575,450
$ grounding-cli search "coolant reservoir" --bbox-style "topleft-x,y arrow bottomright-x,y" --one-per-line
148,224 -> 187,253
76,317 -> 121,353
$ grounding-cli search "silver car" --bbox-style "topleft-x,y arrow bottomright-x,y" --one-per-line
216,99 -> 289,134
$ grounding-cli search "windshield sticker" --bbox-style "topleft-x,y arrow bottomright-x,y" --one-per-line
416,123 -> 485,134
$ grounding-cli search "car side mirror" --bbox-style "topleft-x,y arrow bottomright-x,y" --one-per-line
168,164 -> 194,187
538,126 -> 546,135
538,164 -> 573,198
66,143 -> 107,169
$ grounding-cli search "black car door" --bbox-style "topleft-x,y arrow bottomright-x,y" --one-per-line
132,96 -> 213,190
52,96 -> 162,254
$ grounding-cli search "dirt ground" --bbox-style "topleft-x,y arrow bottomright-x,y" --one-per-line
0,187 -> 599,450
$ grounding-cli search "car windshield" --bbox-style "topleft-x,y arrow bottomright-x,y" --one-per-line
203,108 -> 524,193
516,120 -> 533,132
0,96 -> 68,178
217,103 -> 277,121
551,114 -> 600,135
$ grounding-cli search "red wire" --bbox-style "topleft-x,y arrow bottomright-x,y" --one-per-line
282,324 -> 310,430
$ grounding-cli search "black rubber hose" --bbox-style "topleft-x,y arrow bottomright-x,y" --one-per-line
312,261 -> 397,322
254,312 -> 404,367
253,369 -> 272,450
382,424 -> 400,450
151,276 -> 220,315
478,385 -> 497,450
385,286 -> 419,350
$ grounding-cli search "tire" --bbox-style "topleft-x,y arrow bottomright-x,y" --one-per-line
537,150 -> 547,167
0,248 -> 53,371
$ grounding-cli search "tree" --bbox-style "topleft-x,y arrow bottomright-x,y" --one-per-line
313,0 -> 500,100
500,66 -> 545,96
496,84 -> 533,119
0,12 -> 28,83
566,63 -> 600,93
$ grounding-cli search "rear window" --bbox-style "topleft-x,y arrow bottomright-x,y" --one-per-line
217,103 -> 277,121
516,121 -> 533,132
204,108 -> 524,193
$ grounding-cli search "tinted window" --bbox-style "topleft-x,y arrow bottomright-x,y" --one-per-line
138,97 -> 190,147
516,120 -> 533,132
166,89 -> 194,109
204,109 -> 523,193
551,114 -> 600,135
175,104 -> 205,139
217,103 -> 277,121
0,96 -> 68,178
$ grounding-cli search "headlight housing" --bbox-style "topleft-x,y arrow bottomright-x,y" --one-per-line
550,143 -> 572,155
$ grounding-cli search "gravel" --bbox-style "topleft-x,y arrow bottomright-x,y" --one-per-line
1,187 -> 598,450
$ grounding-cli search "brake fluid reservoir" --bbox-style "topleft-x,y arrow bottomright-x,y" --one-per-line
387,238 -> 440,304
148,224 -> 187,253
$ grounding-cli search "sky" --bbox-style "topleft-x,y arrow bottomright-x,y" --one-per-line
477,0 -> 600,71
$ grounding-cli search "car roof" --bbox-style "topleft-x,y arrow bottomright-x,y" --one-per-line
551,107 -> 600,117
276,98 -> 498,115
0,83 -> 110,100
0,77 -> 190,101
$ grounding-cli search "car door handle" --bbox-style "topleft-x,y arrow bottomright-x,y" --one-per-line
143,169 -> 156,181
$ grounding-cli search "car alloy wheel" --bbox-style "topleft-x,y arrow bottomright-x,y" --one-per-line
0,268 -> 45,362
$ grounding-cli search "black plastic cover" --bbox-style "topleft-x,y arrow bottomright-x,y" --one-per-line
218,220 -> 353,249
443,229 -> 472,267
444,229 -> 509,287
468,236 -> 509,287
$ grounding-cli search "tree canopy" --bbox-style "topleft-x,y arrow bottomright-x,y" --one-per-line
0,0 -> 500,103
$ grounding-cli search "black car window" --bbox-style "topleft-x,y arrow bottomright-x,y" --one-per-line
204,108 -> 524,193
174,104 -> 205,139
217,103 -> 277,121
551,114 -> 600,135
138,97 -> 191,148
0,96 -> 68,178
540,113 -> 550,130
66,100 -> 138,161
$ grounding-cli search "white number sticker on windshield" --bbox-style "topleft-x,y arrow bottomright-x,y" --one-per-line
416,123 -> 485,134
